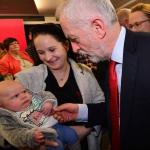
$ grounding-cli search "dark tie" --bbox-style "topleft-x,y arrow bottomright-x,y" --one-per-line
108,60 -> 120,150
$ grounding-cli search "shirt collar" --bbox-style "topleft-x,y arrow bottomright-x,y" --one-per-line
111,26 -> 126,64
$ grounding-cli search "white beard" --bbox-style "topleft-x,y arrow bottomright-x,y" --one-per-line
88,55 -> 100,63
88,55 -> 108,63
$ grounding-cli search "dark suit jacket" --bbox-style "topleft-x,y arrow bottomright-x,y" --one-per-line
87,29 -> 150,150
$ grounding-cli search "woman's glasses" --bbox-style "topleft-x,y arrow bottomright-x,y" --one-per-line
128,19 -> 150,29
9,41 -> 19,46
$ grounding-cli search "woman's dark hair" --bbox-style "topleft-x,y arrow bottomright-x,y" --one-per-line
32,23 -> 68,44
31,23 -> 77,61
0,42 -> 4,50
3,37 -> 17,51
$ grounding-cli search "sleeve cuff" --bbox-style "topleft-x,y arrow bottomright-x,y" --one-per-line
76,104 -> 88,122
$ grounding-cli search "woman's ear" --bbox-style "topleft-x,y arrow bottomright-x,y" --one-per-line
63,40 -> 70,52
91,18 -> 106,39
0,103 -> 3,108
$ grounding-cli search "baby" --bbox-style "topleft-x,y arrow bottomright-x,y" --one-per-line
0,80 -> 78,150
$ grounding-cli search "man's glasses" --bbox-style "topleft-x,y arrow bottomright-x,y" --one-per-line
128,19 -> 150,29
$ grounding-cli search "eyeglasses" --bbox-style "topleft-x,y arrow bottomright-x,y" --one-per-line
9,41 -> 19,46
128,19 -> 150,29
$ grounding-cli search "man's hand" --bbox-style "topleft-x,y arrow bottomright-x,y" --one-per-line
53,103 -> 79,123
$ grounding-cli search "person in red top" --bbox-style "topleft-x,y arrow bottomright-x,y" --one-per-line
0,37 -> 33,80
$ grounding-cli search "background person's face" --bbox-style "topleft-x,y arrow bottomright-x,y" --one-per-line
129,11 -> 150,32
1,82 -> 32,112
34,34 -> 68,70
9,41 -> 20,53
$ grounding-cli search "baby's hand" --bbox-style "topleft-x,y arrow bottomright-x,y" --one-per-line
44,139 -> 59,147
33,130 -> 45,144
34,130 -> 59,147
41,101 -> 53,116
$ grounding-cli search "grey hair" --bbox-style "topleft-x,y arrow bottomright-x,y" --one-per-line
56,0 -> 118,26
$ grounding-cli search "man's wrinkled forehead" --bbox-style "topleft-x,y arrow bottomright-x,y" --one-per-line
60,15 -> 74,33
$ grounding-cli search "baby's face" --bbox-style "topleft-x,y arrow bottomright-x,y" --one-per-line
1,82 -> 32,112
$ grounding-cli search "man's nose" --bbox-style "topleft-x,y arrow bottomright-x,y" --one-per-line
71,42 -> 80,53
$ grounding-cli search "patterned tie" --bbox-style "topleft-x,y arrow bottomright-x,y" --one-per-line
108,60 -> 120,150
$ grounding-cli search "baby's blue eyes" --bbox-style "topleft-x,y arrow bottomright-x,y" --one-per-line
14,94 -> 19,98
13,90 -> 27,98
23,90 -> 27,93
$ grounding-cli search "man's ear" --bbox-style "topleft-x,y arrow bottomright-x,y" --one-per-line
92,19 -> 106,39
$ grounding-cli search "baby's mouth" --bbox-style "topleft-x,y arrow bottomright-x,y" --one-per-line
22,100 -> 30,107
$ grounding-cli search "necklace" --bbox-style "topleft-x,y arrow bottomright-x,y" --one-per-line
59,64 -> 70,82
60,77 -> 64,81
52,64 -> 70,84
